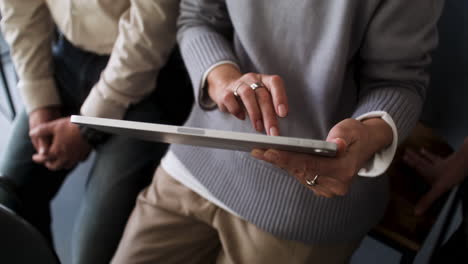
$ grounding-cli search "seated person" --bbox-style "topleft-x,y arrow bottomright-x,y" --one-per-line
111,0 -> 443,263
0,0 -> 192,263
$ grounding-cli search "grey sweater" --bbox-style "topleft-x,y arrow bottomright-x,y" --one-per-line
173,0 -> 443,243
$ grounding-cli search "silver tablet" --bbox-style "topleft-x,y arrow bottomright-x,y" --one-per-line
71,115 -> 337,157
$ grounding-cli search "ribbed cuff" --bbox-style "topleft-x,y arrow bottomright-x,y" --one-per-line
18,78 -> 61,113
352,87 -> 423,143
80,87 -> 127,119
179,30 -> 239,107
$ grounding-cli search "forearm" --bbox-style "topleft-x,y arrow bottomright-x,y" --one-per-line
356,0 -> 444,143
81,0 -> 179,119
0,0 -> 60,112
177,0 -> 238,107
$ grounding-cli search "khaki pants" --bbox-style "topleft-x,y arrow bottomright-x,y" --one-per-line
111,167 -> 362,264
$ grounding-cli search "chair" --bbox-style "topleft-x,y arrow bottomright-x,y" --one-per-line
369,123 -> 460,263
0,204 -> 60,263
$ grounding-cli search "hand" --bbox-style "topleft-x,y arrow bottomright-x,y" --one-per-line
28,106 -> 61,155
29,117 -> 92,171
251,118 -> 393,198
403,148 -> 468,215
207,64 -> 288,136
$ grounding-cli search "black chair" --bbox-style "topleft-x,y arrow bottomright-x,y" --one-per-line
0,204 -> 60,263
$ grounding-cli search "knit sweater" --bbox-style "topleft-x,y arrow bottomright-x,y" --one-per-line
171,0 -> 443,243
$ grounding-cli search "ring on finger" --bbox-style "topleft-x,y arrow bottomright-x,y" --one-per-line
250,82 -> 266,92
305,174 -> 320,187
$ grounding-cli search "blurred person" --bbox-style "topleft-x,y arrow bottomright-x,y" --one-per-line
111,0 -> 443,263
0,0 -> 192,263
404,138 -> 468,263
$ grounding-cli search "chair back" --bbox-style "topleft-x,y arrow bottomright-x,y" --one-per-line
0,204 -> 60,264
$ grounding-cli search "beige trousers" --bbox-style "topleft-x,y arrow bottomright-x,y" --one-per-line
111,167 -> 362,264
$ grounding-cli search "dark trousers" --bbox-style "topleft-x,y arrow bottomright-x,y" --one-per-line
0,35 -> 193,264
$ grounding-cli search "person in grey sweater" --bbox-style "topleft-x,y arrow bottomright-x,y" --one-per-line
111,0 -> 444,263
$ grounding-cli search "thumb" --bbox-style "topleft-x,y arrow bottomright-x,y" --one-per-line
414,185 -> 446,216
328,137 -> 348,156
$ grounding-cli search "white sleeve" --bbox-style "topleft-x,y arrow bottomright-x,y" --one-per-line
355,111 -> 398,177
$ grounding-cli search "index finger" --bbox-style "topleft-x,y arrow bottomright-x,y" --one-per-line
262,75 -> 288,118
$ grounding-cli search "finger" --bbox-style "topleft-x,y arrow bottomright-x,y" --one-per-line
251,148 -> 267,160
420,148 -> 442,163
302,175 -> 347,198
325,120 -> 358,153
29,122 -> 54,138
222,86 -> 245,120
238,83 -> 264,132
37,137 -> 51,155
414,185 -> 447,216
45,158 -> 68,171
254,87 -> 279,136
403,150 -> 434,181
32,153 -> 48,164
327,137 -> 348,157
263,149 -> 318,176
262,75 -> 288,118
404,149 -> 432,168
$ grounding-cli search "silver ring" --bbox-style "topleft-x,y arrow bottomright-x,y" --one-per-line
250,82 -> 266,91
305,174 -> 319,187
233,82 -> 244,97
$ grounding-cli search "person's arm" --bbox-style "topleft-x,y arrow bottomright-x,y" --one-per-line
354,0 -> 444,142
0,0 -> 61,112
177,0 -> 239,109
30,0 -> 182,171
80,0 -> 180,119
254,0 -> 444,197
177,0 -> 288,134
404,137 -> 468,215
0,0 -> 62,157
348,0 -> 445,177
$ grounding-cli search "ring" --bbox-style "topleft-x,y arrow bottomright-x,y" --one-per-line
233,82 -> 244,98
250,82 -> 266,91
305,174 -> 319,187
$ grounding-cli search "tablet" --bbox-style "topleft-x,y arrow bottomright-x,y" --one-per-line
71,115 -> 337,157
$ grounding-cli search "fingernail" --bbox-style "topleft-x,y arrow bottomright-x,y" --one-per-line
256,120 -> 264,132
278,104 -> 287,117
264,150 -> 279,162
269,126 -> 279,136
39,147 -> 45,154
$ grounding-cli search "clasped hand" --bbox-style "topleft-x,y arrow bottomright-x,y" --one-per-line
29,107 -> 91,171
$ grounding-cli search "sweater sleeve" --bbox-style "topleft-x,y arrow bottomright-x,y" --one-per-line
0,0 -> 61,113
352,0 -> 445,143
177,0 -> 239,108
80,0 -> 180,119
